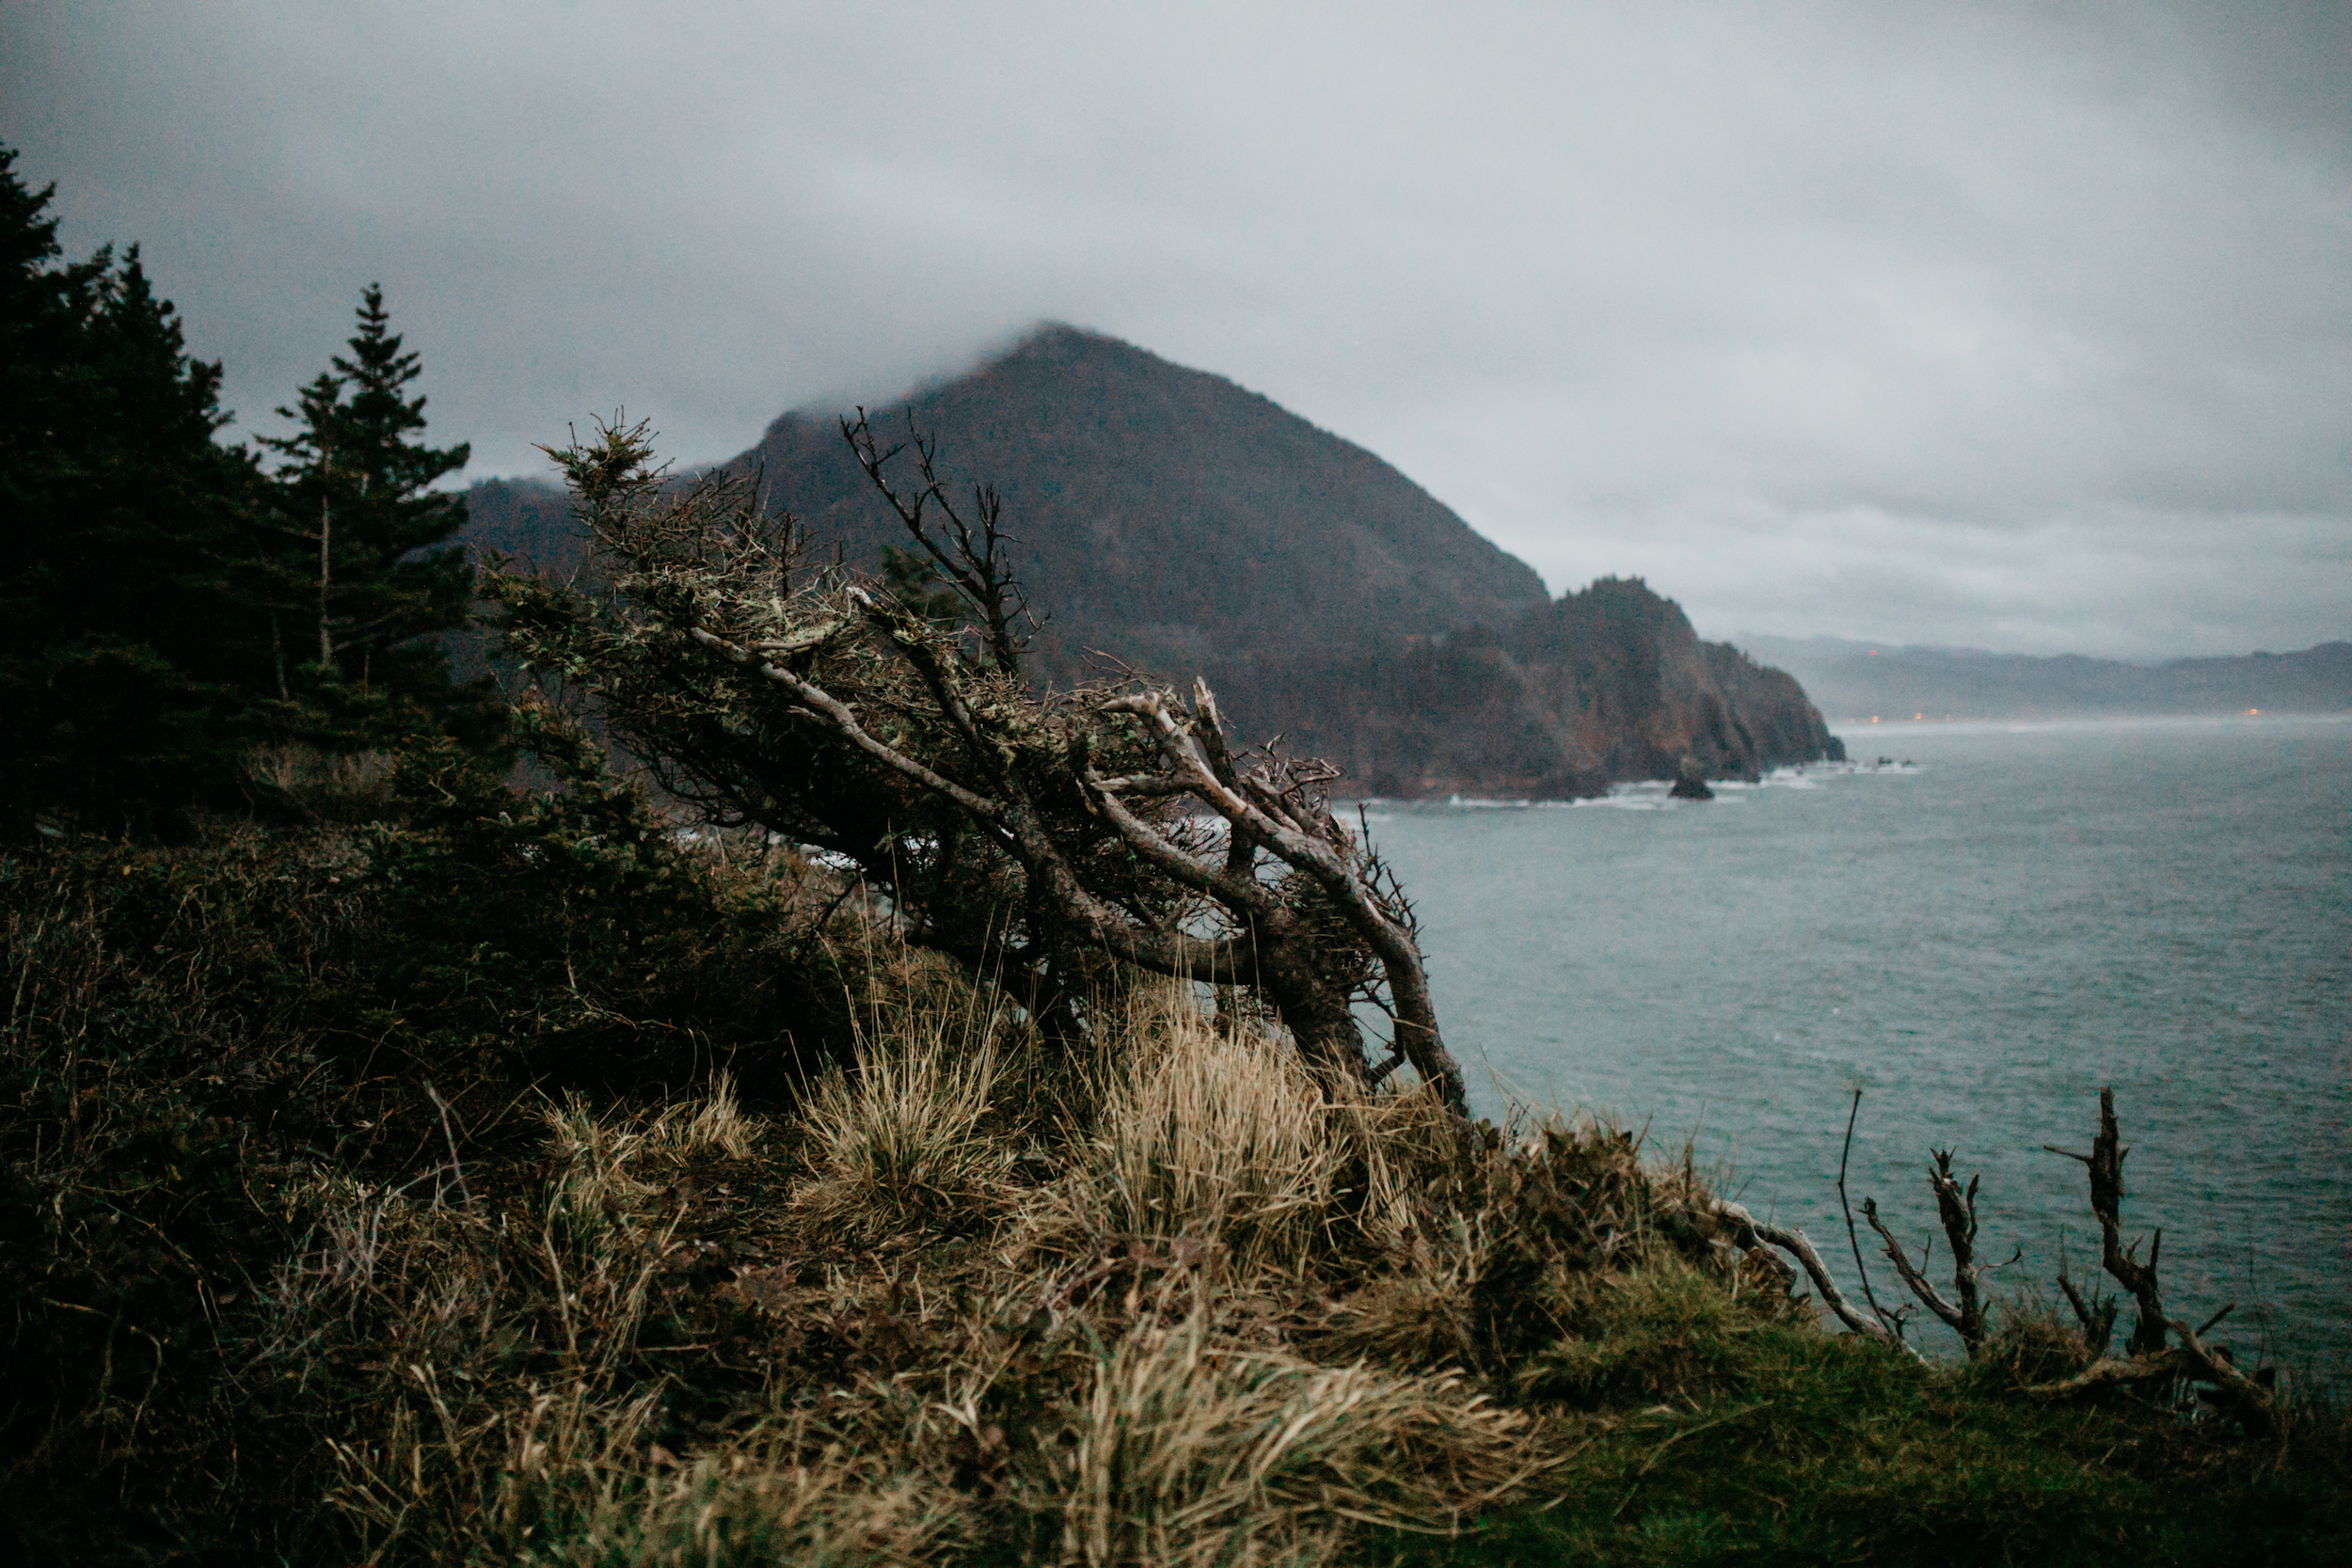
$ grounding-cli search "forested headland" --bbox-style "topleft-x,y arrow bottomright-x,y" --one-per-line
465,324 -> 1846,799
5,149 -> 2344,1565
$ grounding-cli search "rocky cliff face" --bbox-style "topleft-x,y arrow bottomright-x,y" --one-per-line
1205,578 -> 1844,798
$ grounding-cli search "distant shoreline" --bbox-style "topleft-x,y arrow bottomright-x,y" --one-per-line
1827,708 -> 2352,736
1740,636 -> 2352,725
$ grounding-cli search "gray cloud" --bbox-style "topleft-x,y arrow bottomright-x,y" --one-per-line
4,0 -> 2344,658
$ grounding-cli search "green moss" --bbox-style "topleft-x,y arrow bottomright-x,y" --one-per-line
1394,1263 -> 2349,1567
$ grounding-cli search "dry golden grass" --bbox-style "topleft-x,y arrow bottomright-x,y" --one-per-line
332,1386 -> 974,1568
1056,986 -> 1349,1278
302,1071 -> 999,1567
10,826 -> 2342,1567
792,987 -> 1019,1242
1049,1286 -> 1547,1567
275,975 -> 1634,1566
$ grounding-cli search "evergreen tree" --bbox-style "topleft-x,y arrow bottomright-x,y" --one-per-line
0,147 -> 262,836
253,284 -> 493,750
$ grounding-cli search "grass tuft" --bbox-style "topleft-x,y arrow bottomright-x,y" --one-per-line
792,990 -> 1017,1242
1050,1287 -> 1541,1567
1062,987 -> 1346,1277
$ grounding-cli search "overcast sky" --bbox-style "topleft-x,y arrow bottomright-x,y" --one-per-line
6,2 -> 2345,658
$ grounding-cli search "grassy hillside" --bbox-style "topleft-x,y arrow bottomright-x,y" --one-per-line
4,754 -> 2343,1562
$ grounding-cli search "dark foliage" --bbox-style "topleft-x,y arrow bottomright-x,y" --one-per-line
1,148 -> 501,839
249,284 -> 499,753
0,712 -> 849,1561
0,147 -> 265,836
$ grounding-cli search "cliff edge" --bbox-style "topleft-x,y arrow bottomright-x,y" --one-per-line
1207,577 -> 1846,798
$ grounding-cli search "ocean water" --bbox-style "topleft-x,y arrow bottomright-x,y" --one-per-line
1361,714 -> 2351,1381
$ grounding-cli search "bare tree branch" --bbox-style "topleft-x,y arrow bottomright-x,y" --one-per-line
1711,1199 -> 1926,1362
2028,1089 -> 2280,1440
2021,1323 -> 2277,1441
2167,1316 -> 2279,1441
2022,1348 -> 2200,1399
2055,1259 -> 2120,1359
687,625 -> 1007,827
1925,1148 -> 1993,1348
843,408 -> 1035,672
1836,1088 -> 1904,1338
2044,1087 -> 2169,1357
1862,1147 -> 1997,1353
1097,688 -> 1467,1109
1862,1198 -> 1962,1339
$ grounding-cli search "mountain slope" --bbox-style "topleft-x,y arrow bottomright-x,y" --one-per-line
726,324 -> 1549,681
1212,578 -> 1844,798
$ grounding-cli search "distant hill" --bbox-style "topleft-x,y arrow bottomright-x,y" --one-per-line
1214,578 -> 1844,798
465,325 -> 1844,796
1735,635 -> 2352,721
720,324 -> 1549,684
463,476 -> 583,578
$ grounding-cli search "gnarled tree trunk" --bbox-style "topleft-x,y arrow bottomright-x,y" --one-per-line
495,415 -> 1468,1114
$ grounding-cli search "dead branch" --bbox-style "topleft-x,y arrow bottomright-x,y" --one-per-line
688,623 -> 1009,826
2021,1324 -> 2277,1440
2022,1348 -> 2200,1399
1860,1198 -> 1959,1340
1926,1149 -> 1993,1342
2167,1316 -> 2279,1441
1862,1147 -> 1997,1353
2033,1089 -> 2279,1439
1711,1199 -> 1925,1362
1089,684 -> 1468,1111
1835,1088 -> 1903,1338
2042,1087 -> 2168,1356
843,408 -> 1035,671
2055,1248 -> 2119,1358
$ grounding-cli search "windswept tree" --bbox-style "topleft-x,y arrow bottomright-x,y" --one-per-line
253,284 -> 490,749
493,417 -> 1467,1110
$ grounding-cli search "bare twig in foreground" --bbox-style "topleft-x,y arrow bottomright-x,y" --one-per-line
1862,1148 -> 2010,1354
1836,1087 -> 1903,1338
1711,1199 -> 1925,1362
2043,1087 -> 2167,1356
2029,1089 -> 2279,1441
